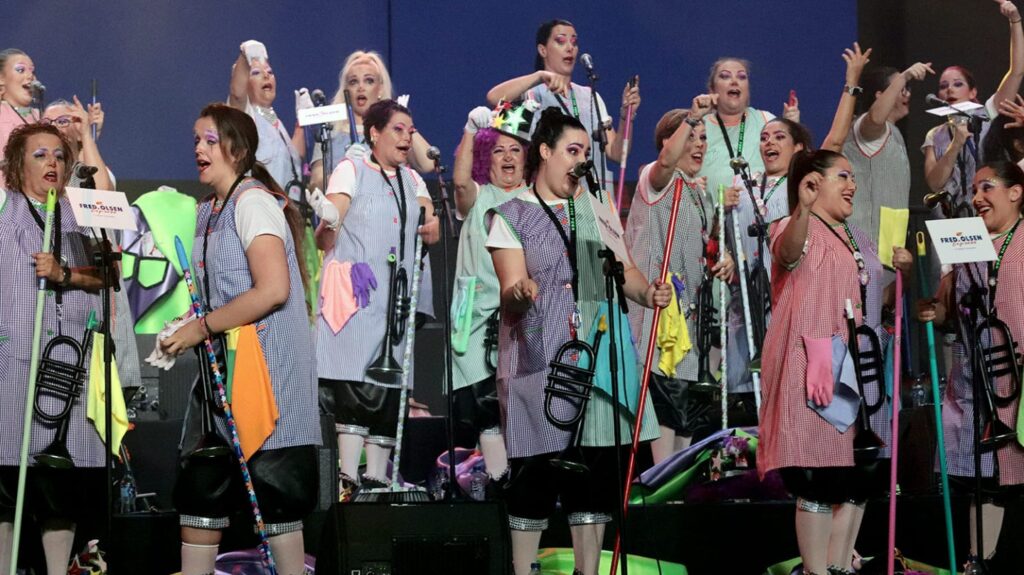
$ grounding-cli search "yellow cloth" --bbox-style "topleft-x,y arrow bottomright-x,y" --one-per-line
656,273 -> 692,375
226,324 -> 279,461
86,333 -> 130,456
878,206 -> 909,268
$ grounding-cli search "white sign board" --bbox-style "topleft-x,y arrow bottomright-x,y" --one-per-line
925,100 -> 984,118
925,217 -> 997,265
297,104 -> 347,127
65,187 -> 136,231
588,192 -> 631,264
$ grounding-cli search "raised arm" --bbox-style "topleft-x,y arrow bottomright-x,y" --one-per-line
648,94 -> 716,191
486,71 -> 567,106
454,107 -> 493,217
229,52 -> 251,110
924,122 -> 970,193
993,0 -> 1024,108
607,79 -> 641,163
821,43 -> 872,152
71,96 -> 113,190
777,173 -> 820,267
860,62 -> 934,142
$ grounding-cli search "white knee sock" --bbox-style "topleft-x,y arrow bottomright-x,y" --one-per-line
0,522 -> 13,575
337,432 -> 365,480
268,531 -> 306,575
364,443 -> 392,480
479,433 -> 509,478
181,542 -> 219,575
41,525 -> 75,575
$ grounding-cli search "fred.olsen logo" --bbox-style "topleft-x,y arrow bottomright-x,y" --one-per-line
940,230 -> 985,250
78,199 -> 124,215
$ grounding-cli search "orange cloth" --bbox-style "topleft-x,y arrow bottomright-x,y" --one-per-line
320,260 -> 358,334
227,324 -> 279,460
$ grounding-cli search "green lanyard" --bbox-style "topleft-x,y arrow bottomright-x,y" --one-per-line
762,175 -> 785,204
813,213 -> 869,311
555,87 -> 580,119
988,216 -> 1021,303
715,112 -> 747,162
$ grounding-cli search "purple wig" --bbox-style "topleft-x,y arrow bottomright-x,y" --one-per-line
471,128 -> 501,185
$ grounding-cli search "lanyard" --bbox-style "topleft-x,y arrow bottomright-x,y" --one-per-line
988,216 -> 1021,305
554,86 -> 580,119
6,101 -> 34,125
812,212 -> 869,313
682,178 -> 708,245
760,174 -> 785,204
715,112 -> 746,165
533,187 -> 581,334
373,156 -> 410,262
201,174 -> 245,307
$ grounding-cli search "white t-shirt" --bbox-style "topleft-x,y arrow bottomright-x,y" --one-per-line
325,157 -> 430,200
485,190 -> 568,250
852,114 -> 890,156
235,188 -> 288,250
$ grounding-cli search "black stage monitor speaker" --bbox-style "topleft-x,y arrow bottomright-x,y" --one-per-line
316,500 -> 510,575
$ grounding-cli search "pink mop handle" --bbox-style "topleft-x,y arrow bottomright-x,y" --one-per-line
613,103 -> 635,216
887,272 -> 903,575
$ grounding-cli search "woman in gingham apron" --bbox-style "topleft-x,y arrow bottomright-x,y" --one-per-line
625,97 -> 736,465
314,99 -> 440,497
159,104 -> 319,575
485,19 -> 640,196
487,108 -> 671,575
450,102 -> 532,494
0,123 -> 110,575
758,149 -> 911,575
919,161 -> 1024,570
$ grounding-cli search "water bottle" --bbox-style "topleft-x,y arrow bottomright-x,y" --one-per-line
529,562 -> 542,574
910,380 -> 927,408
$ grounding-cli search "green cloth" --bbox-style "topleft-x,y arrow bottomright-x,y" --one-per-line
538,548 -> 686,575
130,189 -> 197,334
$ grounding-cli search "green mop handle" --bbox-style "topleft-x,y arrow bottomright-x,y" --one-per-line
10,189 -> 57,575
917,231 -> 957,575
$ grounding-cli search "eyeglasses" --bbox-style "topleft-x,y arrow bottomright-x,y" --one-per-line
42,115 -> 74,129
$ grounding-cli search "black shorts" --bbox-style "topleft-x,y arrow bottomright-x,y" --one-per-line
453,376 -> 501,436
649,372 -> 691,435
173,445 -> 318,529
779,460 -> 886,505
319,378 -> 400,440
504,446 -> 628,528
0,465 -> 105,524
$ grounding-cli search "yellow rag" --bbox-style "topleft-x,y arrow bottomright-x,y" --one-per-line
656,273 -> 692,375
878,206 -> 909,268
226,324 -> 279,461
87,333 -> 130,457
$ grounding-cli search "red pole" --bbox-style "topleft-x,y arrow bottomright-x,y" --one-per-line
609,178 -> 684,574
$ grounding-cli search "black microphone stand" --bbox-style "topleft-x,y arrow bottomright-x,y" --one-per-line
599,247 -> 630,575
81,171 -> 121,555
958,265 -> 991,573
584,65 -> 609,194
429,156 -> 460,500
313,97 -> 334,226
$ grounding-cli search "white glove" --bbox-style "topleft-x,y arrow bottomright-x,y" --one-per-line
147,314 -> 196,371
240,40 -> 268,64
395,94 -> 410,108
345,142 -> 369,161
295,87 -> 313,118
306,187 -> 341,229
465,106 -> 494,134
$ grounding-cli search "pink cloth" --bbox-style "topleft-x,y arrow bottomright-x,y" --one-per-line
758,216 -> 864,476
320,260 -> 358,334
803,335 -> 834,405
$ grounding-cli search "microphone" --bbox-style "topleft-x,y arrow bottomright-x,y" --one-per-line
311,89 -> 327,107
29,80 -> 45,96
925,93 -> 950,109
74,164 -> 99,179
924,190 -> 950,209
571,159 -> 594,181
426,146 -> 442,162
580,53 -> 598,82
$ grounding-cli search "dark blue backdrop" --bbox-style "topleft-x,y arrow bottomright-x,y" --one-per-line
9,1 -> 856,182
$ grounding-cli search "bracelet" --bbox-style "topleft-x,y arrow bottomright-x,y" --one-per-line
685,116 -> 702,128
199,316 -> 211,338
1013,18 -> 1022,23
59,264 -> 73,288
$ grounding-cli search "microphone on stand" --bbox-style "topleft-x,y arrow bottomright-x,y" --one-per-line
924,190 -> 951,210
426,146 -> 442,163
571,159 -> 600,196
29,80 -> 45,97
580,53 -> 598,81
74,164 -> 99,179
310,89 -> 327,107
925,93 -> 952,110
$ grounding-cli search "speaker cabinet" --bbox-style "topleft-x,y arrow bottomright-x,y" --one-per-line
316,500 -> 510,575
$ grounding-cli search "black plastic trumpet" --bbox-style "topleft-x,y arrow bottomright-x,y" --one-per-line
368,250 -> 408,378
974,314 -> 1021,449
545,328 -> 602,474
34,325 -> 92,468
483,309 -> 500,374
186,340 -> 231,459
845,307 -> 887,461
691,274 -> 722,396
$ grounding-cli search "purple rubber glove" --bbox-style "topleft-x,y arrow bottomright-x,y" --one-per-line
350,262 -> 378,308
